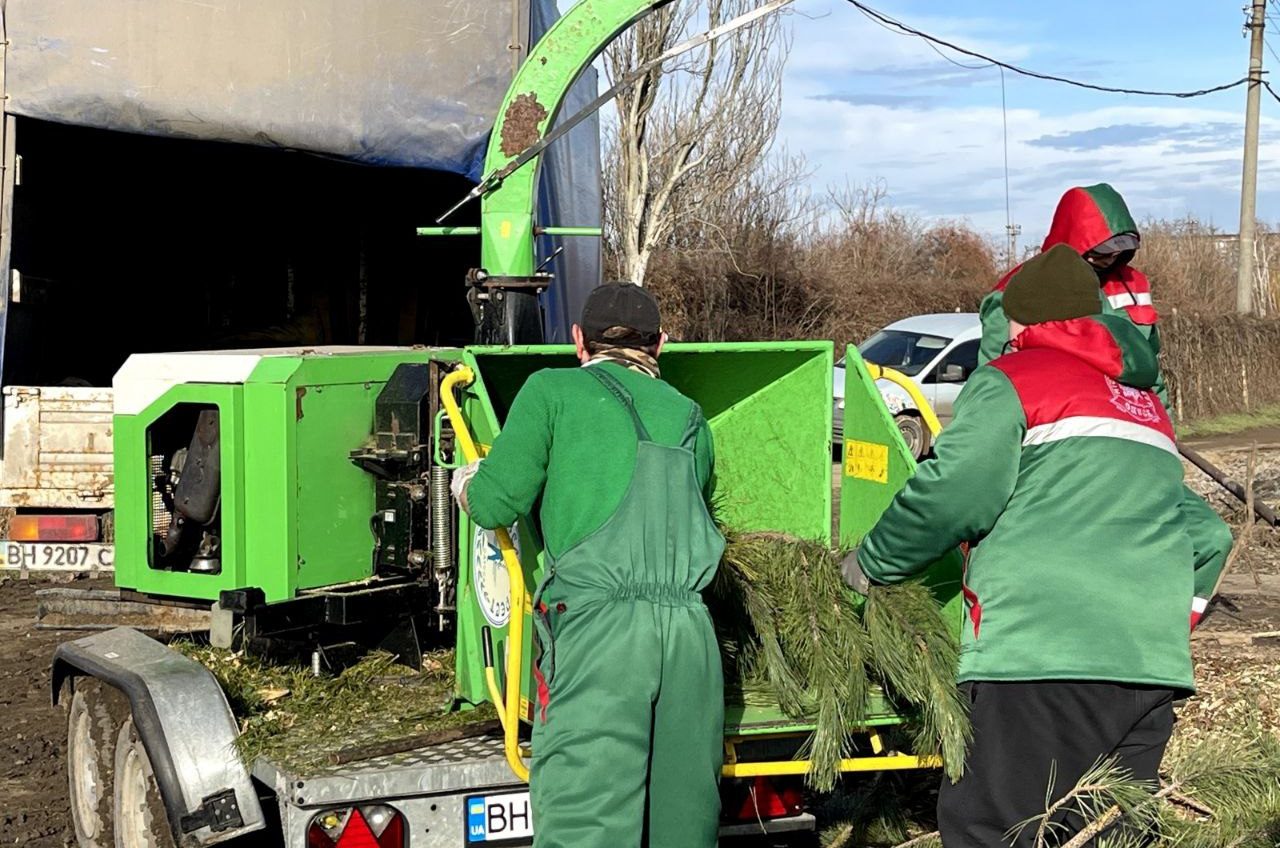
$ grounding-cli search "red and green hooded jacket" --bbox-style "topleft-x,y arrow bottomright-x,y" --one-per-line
979,185 -> 1161,395
859,314 -> 1228,691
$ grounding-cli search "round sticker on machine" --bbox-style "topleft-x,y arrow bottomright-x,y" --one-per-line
472,525 -> 521,628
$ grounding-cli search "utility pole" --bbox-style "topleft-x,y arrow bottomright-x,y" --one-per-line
1236,0 -> 1266,315
1005,222 -> 1022,267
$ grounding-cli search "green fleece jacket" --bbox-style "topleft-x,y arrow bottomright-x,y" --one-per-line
464,362 -> 715,558
860,315 -> 1231,692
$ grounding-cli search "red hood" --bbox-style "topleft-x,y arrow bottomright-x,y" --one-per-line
1012,314 -> 1158,388
1041,184 -> 1140,254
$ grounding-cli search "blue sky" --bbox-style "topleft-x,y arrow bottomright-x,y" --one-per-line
560,0 -> 1280,248
777,0 -> 1280,245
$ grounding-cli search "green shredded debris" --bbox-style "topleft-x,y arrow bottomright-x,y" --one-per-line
710,531 -> 970,791
178,645 -> 496,773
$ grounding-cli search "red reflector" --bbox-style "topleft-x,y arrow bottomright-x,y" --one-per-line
9,515 -> 99,542
736,776 -> 804,821
308,808 -> 406,848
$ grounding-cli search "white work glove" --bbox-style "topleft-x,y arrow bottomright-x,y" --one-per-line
840,546 -> 872,596
451,460 -> 482,514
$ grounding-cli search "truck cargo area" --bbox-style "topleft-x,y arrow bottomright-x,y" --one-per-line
4,116 -> 480,389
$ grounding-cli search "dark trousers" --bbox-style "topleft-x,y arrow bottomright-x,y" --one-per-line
937,681 -> 1176,848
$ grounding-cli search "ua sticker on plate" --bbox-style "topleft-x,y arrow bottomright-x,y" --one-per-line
473,525 -> 521,628
466,791 -> 534,842
845,440 -> 889,484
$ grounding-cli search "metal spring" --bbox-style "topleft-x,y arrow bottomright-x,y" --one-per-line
429,464 -> 454,613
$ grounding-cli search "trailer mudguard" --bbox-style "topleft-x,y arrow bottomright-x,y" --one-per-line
52,627 -> 266,846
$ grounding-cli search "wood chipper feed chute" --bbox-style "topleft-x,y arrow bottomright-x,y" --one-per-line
445,342 -> 964,785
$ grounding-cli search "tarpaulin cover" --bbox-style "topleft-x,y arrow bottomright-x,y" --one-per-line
2,0 -> 602,339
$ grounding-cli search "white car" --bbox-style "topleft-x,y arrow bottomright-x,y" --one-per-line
835,313 -> 982,459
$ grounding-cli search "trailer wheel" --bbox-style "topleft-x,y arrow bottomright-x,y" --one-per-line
67,679 -> 124,848
113,716 -> 177,848
894,413 -> 931,460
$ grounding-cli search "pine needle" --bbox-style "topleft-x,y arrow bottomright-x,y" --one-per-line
864,582 -> 971,780
711,531 -> 969,790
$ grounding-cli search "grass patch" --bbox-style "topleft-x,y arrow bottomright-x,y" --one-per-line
1179,404 -> 1280,439
177,644 -> 496,774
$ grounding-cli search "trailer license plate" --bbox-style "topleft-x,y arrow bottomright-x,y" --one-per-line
466,791 -> 533,843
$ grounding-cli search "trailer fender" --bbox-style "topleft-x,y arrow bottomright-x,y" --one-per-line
52,626 -> 265,846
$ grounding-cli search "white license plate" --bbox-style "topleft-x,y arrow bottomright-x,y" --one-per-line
466,791 -> 533,843
0,542 -> 114,572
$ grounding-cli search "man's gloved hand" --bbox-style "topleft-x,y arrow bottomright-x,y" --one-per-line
840,547 -> 872,595
451,460 -> 482,514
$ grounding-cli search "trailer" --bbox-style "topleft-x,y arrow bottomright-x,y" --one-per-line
45,2 -> 963,846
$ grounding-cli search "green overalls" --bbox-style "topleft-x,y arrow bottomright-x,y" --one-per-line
530,366 -> 727,848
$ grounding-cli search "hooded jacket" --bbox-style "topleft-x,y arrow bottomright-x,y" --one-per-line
859,314 -> 1226,692
978,185 -> 1160,387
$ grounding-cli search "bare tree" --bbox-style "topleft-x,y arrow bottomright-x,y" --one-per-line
603,0 -> 790,285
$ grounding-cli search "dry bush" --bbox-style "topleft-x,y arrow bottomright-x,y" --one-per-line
643,171 -> 996,350
1161,312 -> 1280,421
618,160 -> 1280,421
1142,218 -> 1280,317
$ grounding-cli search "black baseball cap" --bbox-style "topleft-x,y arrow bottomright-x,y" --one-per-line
579,282 -> 662,343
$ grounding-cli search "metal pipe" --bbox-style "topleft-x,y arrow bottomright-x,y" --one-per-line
1180,445 -> 1279,527
440,366 -> 530,782
416,226 -> 603,237
864,362 -> 944,437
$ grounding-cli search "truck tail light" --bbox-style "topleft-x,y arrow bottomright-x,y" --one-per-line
9,514 -> 99,542
308,806 -> 406,848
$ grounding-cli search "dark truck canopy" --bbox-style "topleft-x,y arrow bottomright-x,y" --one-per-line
1,0 -> 600,344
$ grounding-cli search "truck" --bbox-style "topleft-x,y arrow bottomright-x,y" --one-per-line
0,0 -> 601,568
38,1 -> 965,846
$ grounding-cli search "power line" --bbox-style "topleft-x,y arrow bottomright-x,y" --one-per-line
845,0 -> 1250,98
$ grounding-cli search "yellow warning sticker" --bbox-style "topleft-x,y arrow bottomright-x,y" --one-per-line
845,440 -> 888,483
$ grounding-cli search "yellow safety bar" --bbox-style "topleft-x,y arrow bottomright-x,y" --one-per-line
721,728 -> 940,778
864,362 -> 943,437
440,366 -> 530,782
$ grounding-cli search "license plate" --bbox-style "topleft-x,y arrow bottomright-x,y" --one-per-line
0,542 -> 114,572
466,791 -> 533,843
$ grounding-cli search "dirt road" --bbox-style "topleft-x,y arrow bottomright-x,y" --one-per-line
0,577 -> 110,846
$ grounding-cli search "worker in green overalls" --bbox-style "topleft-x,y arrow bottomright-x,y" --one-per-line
452,282 -> 726,848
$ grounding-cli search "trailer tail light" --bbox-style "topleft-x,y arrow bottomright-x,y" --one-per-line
734,776 -> 805,821
308,806 -> 406,848
8,515 -> 99,542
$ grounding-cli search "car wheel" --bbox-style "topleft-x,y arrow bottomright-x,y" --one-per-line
67,679 -> 126,848
895,413 -> 931,460
113,716 -> 176,848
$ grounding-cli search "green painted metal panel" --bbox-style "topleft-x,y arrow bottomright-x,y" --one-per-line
836,344 -> 964,636
113,384 -> 247,601
480,0 -> 664,276
295,382 -> 383,591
